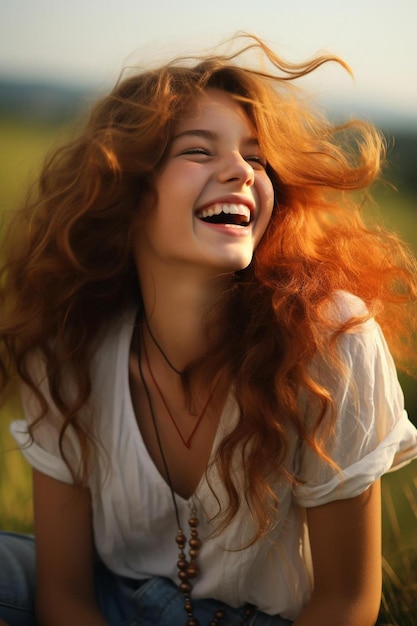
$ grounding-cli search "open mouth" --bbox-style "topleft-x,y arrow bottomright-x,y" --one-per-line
195,203 -> 251,227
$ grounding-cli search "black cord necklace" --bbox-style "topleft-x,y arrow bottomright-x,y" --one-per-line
136,327 -> 255,626
144,314 -> 184,375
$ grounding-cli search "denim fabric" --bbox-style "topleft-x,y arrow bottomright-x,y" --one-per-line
0,532 -> 36,626
0,532 -> 136,626
0,532 -> 293,626
129,576 -> 293,626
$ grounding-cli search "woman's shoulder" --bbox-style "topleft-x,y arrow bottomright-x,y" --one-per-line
324,290 -> 369,324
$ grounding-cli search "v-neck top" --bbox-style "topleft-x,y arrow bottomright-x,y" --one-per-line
11,292 -> 417,620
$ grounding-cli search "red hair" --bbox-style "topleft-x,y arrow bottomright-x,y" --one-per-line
1,34 -> 416,539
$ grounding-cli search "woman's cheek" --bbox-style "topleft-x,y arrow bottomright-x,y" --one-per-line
258,174 -> 275,227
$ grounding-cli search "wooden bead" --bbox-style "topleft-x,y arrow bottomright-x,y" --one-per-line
184,599 -> 193,612
188,516 -> 199,527
186,565 -> 199,578
189,537 -> 202,549
180,581 -> 192,593
187,619 -> 199,626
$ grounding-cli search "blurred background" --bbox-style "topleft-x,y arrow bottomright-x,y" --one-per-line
1,1 -> 416,623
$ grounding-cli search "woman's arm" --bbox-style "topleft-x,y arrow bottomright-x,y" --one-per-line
33,469 -> 109,626
294,481 -> 382,626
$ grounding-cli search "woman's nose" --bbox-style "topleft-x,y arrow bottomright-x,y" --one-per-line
217,152 -> 255,186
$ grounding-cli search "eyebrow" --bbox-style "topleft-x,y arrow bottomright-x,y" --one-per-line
172,129 -> 260,147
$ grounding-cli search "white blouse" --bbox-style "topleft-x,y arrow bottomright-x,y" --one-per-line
11,292 -> 417,620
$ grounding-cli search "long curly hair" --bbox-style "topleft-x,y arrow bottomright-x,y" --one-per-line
1,34 -> 416,540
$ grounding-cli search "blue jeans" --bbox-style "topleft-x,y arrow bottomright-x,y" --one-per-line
0,532 -> 293,626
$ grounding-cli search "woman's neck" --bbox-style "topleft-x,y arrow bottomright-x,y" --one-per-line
138,269 -> 231,372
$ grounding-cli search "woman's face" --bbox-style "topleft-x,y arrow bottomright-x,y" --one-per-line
134,88 -> 275,278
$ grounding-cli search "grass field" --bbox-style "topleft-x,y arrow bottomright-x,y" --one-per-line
0,116 -> 416,624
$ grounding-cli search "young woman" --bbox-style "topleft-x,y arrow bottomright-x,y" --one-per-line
1,34 -> 416,626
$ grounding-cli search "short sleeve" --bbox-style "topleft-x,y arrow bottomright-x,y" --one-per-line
10,352 -> 81,484
294,301 -> 417,508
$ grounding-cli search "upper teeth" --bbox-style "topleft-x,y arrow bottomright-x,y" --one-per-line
196,203 -> 251,221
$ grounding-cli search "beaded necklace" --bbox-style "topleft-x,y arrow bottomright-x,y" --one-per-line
137,327 -> 256,626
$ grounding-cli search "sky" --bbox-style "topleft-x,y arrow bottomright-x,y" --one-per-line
1,0 -> 416,125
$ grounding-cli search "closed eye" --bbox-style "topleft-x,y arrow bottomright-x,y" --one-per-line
183,150 -> 264,164
246,155 -> 267,168
181,148 -> 211,157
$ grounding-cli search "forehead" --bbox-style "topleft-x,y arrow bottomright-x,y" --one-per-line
175,88 -> 256,135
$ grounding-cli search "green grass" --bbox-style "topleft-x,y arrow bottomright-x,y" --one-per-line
0,117 -> 73,214
379,461 -> 417,625
0,116 -> 416,624
0,400 -> 33,532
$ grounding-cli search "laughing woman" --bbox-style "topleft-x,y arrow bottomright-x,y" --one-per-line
1,34 -> 417,626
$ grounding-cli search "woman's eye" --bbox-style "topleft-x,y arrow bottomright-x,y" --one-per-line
246,155 -> 267,168
181,148 -> 210,156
